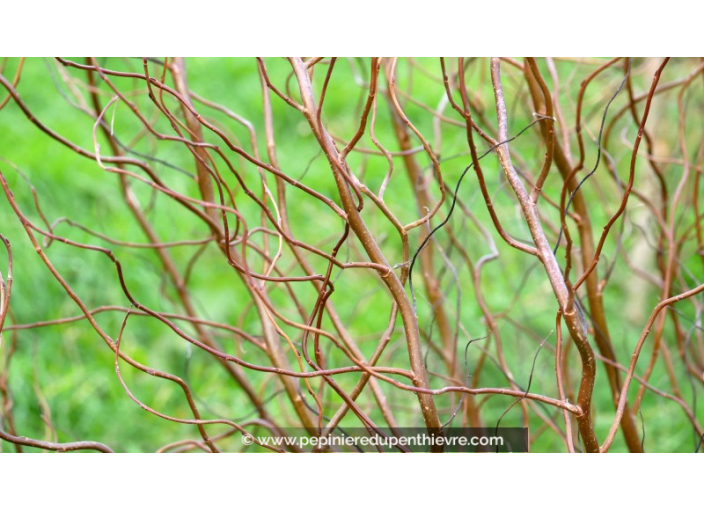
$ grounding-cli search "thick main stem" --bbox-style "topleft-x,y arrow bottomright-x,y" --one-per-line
490,58 -> 599,452
522,58 -> 643,453
289,58 -> 444,448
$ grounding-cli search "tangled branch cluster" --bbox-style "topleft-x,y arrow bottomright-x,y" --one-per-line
0,57 -> 702,452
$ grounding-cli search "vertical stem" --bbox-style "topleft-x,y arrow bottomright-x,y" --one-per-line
490,58 -> 599,452
523,58 -> 644,453
289,58 -> 444,449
